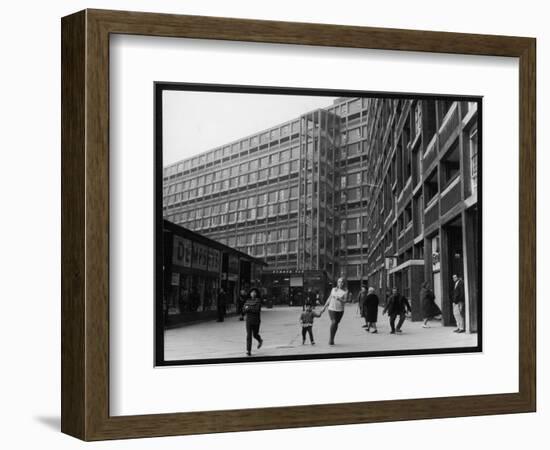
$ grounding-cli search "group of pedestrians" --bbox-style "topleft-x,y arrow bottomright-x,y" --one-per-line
235,273 -> 467,356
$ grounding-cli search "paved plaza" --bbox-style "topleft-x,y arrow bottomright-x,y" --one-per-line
164,305 -> 478,361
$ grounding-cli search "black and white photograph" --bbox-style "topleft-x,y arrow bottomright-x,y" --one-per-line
155,84 -> 481,365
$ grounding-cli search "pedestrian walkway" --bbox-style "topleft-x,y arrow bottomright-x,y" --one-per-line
164,306 -> 477,362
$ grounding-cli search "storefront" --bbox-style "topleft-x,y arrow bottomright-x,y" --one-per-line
261,269 -> 328,306
163,220 -> 266,326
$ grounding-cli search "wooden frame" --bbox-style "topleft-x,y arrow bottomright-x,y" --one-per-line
61,9 -> 536,441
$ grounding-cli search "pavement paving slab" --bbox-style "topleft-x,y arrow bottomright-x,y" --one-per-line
164,306 -> 477,362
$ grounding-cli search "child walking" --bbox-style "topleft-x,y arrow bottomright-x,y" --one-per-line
299,305 -> 322,345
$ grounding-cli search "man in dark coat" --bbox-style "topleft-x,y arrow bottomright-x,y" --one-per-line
243,288 -> 263,356
216,288 -> 227,322
451,274 -> 466,333
383,287 -> 411,334
364,287 -> 380,333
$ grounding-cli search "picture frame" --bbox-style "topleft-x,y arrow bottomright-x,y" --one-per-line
61,9 -> 536,441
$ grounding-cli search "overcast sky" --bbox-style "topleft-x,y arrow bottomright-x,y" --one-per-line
162,90 -> 338,166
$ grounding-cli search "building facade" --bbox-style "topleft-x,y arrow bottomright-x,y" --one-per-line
163,220 -> 266,325
163,97 -> 479,330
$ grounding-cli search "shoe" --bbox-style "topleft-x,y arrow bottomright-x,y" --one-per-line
390,331 -> 396,334
371,329 -> 378,334
422,325 -> 429,328
311,341 -> 315,345
396,329 -> 402,333
246,351 -> 251,356
239,317 -> 244,321
257,339 -> 263,349
329,341 -> 335,345
362,325 -> 368,328
458,329 -> 466,333
453,329 -> 460,333
302,341 -> 305,345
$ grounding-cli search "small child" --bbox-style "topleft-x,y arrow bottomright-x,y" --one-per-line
299,305 -> 322,345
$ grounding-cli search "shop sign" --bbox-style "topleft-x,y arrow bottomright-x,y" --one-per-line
172,236 -> 192,268
192,243 -> 208,270
290,276 -> 303,287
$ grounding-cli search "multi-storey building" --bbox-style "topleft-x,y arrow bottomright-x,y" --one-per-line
163,96 -> 479,330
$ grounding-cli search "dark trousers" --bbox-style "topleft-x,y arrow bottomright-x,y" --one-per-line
301,326 -> 314,343
328,310 -> 344,344
217,305 -> 226,322
246,321 -> 262,352
389,312 -> 406,332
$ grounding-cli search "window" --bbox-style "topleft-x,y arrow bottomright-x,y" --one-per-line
346,233 -> 359,246
258,193 -> 268,205
347,172 -> 361,186
280,150 -> 290,161
290,199 -> 298,212
269,165 -> 279,177
424,169 -> 438,204
256,206 -> 265,218
348,127 -> 361,141
470,127 -> 478,191
441,140 -> 460,188
268,191 -> 278,203
414,102 -> 422,137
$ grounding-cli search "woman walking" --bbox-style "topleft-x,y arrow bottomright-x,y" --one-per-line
364,287 -> 380,333
321,277 -> 349,345
420,282 -> 441,328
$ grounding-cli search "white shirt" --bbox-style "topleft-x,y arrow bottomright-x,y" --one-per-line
327,287 -> 348,312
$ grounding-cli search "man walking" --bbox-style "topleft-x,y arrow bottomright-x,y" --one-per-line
451,274 -> 466,333
242,288 -> 263,356
383,287 -> 411,334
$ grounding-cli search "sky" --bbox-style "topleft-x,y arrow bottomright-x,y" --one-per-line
162,90 -> 338,166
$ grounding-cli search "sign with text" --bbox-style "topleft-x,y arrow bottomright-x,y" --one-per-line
172,236 -> 192,268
